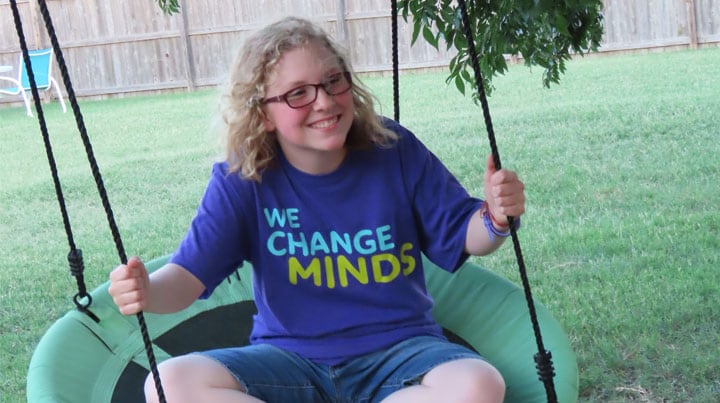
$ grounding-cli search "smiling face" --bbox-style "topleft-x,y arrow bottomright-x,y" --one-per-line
261,41 -> 355,175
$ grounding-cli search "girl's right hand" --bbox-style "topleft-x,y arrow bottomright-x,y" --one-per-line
108,256 -> 150,315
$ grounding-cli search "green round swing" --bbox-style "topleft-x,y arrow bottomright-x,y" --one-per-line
27,255 -> 578,402
18,0 -> 579,401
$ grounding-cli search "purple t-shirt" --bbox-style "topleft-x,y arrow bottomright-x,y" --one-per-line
170,118 -> 483,364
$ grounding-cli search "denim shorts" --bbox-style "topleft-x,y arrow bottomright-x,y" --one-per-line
200,335 -> 483,403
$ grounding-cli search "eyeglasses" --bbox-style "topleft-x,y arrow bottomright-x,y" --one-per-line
261,72 -> 352,109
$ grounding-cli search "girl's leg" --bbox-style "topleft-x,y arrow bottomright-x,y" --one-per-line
144,354 -> 262,403
380,358 -> 505,403
146,344 -> 331,403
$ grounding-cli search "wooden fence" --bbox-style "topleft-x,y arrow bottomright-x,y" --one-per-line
1,0 -> 719,104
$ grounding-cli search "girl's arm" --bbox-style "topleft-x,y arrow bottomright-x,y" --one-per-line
109,256 -> 205,315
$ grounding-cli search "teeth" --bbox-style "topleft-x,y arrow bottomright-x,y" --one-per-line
311,116 -> 338,129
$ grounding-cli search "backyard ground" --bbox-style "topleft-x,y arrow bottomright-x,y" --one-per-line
1,47 -> 719,402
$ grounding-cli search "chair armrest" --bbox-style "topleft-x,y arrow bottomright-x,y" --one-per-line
0,76 -> 22,94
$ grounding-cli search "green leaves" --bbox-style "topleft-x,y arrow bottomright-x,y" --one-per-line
151,0 -> 602,100
397,0 -> 604,101
157,0 -> 180,15
422,25 -> 439,48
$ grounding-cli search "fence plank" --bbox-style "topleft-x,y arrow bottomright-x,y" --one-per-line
696,0 -> 720,42
1,0 -> 718,104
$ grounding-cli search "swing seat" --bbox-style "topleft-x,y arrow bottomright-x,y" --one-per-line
27,255 -> 578,402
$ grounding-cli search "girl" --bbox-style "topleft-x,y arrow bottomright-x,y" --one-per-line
109,16 -> 524,403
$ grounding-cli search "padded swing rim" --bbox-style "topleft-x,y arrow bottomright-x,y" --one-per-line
27,255 -> 578,403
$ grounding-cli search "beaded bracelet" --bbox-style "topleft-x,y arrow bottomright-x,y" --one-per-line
481,202 -> 521,241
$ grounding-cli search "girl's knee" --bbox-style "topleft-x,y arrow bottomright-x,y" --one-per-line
144,359 -> 184,403
455,365 -> 504,402
143,355 -> 240,403
472,362 -> 505,402
424,358 -> 505,403
143,371 -> 162,403
473,364 -> 505,403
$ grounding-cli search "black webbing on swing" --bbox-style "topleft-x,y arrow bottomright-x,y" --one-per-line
8,0 -> 167,401
390,1 -> 558,401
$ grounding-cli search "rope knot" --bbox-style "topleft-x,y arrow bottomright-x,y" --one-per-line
67,249 -> 84,277
534,350 -> 556,382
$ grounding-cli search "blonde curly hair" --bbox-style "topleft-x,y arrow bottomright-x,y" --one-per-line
219,16 -> 397,181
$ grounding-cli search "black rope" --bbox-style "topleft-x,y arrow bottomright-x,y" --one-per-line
10,1 -> 166,401
390,0 -> 400,122
68,249 -> 99,322
454,0 -> 557,401
6,1 -> 97,318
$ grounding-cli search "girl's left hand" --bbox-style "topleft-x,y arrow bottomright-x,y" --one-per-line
483,155 -> 525,227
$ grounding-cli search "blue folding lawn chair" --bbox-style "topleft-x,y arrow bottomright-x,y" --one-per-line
0,48 -> 66,116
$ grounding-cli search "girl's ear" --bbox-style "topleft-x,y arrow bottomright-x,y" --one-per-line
258,106 -> 275,132
262,112 -> 276,132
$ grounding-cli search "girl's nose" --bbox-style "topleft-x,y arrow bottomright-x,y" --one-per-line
312,87 -> 335,109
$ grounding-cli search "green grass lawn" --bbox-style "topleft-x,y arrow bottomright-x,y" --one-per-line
1,47 -> 719,402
